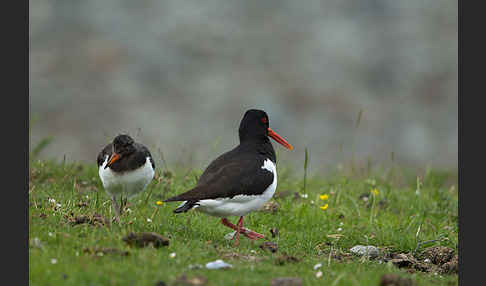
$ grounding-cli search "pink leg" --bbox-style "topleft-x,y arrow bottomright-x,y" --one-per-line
233,216 -> 244,246
220,218 -> 265,241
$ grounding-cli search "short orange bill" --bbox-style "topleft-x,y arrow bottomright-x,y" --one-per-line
268,128 -> 293,150
105,153 -> 121,169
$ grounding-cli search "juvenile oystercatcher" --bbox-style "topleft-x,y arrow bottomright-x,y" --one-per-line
97,134 -> 155,222
164,109 -> 293,245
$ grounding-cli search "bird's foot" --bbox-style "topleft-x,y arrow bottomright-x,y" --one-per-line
241,228 -> 265,240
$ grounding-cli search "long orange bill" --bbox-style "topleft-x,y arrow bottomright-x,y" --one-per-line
105,153 -> 121,169
268,128 -> 293,150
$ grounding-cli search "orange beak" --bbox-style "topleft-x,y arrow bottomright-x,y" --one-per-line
268,128 -> 293,150
104,153 -> 121,169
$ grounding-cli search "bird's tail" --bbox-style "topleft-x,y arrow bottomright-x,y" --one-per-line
173,200 -> 199,213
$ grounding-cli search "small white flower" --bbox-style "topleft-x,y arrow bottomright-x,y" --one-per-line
85,195 -> 89,199
147,218 -> 152,223
48,232 -> 54,237
169,252 -> 176,258
301,194 -> 308,198
316,271 -> 323,278
310,200 -> 315,205
339,222 -> 344,226
56,203 -> 62,208
51,258 -> 57,264
313,263 -> 322,270
126,208 -> 132,213
75,251 -> 79,257
48,198 -> 56,204
424,258 -> 431,263
337,228 -> 343,232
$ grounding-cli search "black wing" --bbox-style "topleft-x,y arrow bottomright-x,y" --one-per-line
134,143 -> 155,170
165,151 -> 273,202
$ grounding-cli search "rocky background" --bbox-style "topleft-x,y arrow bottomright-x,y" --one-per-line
29,0 -> 457,174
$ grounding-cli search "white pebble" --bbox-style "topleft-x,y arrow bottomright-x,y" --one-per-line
350,245 -> 380,258
206,259 -> 232,269
224,231 -> 236,240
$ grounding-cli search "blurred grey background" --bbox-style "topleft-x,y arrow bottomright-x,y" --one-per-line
29,0 -> 457,174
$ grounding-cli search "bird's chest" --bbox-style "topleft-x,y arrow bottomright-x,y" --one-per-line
98,157 -> 154,197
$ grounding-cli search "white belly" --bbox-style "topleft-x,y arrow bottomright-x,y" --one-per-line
195,159 -> 277,217
98,156 -> 155,199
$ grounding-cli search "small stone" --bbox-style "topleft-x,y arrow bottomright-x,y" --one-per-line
350,245 -> 380,258
205,259 -> 232,269
224,231 -> 236,240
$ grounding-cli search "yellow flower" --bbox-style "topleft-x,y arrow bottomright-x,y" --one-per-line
370,188 -> 379,196
320,204 -> 329,211
156,201 -> 163,206
319,194 -> 329,201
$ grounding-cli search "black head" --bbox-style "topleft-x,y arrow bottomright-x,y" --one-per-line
113,134 -> 135,155
238,109 -> 293,150
104,134 -> 136,169
239,109 -> 269,142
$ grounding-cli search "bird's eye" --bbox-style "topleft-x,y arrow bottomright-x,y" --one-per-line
261,117 -> 268,124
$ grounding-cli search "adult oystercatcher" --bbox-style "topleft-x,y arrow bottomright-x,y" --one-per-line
97,134 -> 155,222
164,109 -> 293,245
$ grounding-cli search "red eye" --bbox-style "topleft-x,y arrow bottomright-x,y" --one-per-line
261,117 -> 268,124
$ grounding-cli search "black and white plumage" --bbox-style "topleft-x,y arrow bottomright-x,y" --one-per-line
97,134 -> 155,222
164,109 -> 293,245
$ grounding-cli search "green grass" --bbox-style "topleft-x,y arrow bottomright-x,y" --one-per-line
29,159 -> 458,286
